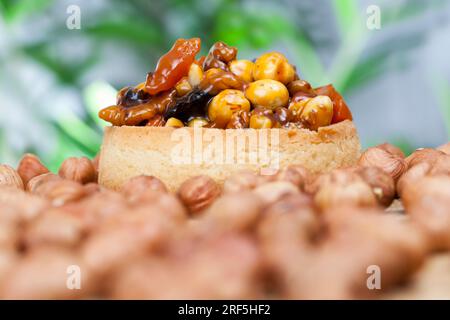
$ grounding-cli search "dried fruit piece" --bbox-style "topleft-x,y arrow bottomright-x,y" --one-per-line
203,41 -> 237,71
145,38 -> 201,95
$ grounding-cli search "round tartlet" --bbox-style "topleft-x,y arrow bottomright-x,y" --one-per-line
98,120 -> 360,191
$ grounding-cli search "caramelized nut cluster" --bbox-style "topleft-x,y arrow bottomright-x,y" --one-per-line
99,38 -> 353,130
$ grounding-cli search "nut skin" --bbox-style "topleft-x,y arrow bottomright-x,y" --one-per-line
187,117 -> 209,128
27,173 -> 61,193
405,148 -> 444,169
253,52 -> 295,84
298,95 -> 333,131
223,170 -> 261,193
178,175 -> 221,214
252,181 -> 299,207
58,157 -> 97,184
377,143 -> 405,159
355,166 -> 395,207
188,63 -> 203,87
396,162 -> 431,197
33,179 -> 87,207
16,154 -> 49,186
0,165 -> 24,190
165,117 -> 184,127
245,79 -> 289,110
437,142 -> 450,155
208,89 -> 250,128
229,59 -> 254,83
358,147 -> 406,182
249,114 -> 273,129
274,165 -> 312,192
313,170 -> 378,211
121,175 -> 168,202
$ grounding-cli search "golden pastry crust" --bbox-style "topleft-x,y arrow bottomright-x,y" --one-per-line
99,120 -> 361,191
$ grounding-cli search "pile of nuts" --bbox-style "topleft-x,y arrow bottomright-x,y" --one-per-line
99,39 -> 353,130
1,142 -> 450,299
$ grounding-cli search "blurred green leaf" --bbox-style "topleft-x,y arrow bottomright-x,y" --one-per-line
0,0 -> 53,22
83,81 -> 117,129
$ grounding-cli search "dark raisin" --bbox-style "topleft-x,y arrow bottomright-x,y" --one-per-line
163,88 -> 212,122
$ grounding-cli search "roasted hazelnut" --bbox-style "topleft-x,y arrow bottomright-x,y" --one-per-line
208,89 -> 250,128
23,209 -> 84,249
165,117 -> 184,127
0,188 -> 49,222
313,170 -> 378,211
253,181 -> 299,207
0,165 -> 24,190
298,95 -> 333,131
58,157 -> 97,184
358,147 -> 406,182
245,79 -> 289,110
188,63 -> 203,87
223,170 -> 261,193
287,79 -> 315,96
16,154 -> 49,186
377,143 -> 405,159
405,148 -> 445,169
274,165 -> 311,191
27,172 -> 61,193
0,247 -> 95,299
175,77 -> 192,96
121,175 -> 168,202
355,166 -> 396,207
253,52 -> 295,84
249,114 -> 273,129
396,162 -> 431,197
33,179 -> 87,207
178,175 -> 221,214
188,117 -> 209,128
203,192 -> 263,232
229,59 -> 254,83
429,154 -> 450,175
437,142 -> 450,155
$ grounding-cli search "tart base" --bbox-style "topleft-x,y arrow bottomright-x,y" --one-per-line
99,120 -> 361,191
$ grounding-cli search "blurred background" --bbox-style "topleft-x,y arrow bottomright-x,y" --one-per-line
1,0 -> 450,170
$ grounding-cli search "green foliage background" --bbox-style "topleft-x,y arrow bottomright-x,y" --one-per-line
0,0 -> 449,170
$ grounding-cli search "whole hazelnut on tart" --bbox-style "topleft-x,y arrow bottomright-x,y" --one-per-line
0,165 -> 24,190
253,52 -> 295,84
229,59 -> 254,83
178,175 -> 221,215
245,79 -> 289,110
355,166 -> 396,207
58,157 -> 97,184
16,154 -> 49,186
405,148 -> 444,169
358,146 -> 406,182
376,143 -> 405,159
208,89 -> 251,128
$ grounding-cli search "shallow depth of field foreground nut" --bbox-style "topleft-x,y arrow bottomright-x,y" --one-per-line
0,165 -> 24,189
58,157 -> 97,184
178,175 -> 221,214
355,166 -> 395,207
358,147 -> 406,182
377,143 -> 405,159
17,153 -> 49,186
313,171 -> 377,210
405,148 -> 444,169
33,179 -> 87,206
252,181 -> 299,207
202,192 -> 263,232
0,247 -> 95,299
121,175 -> 168,202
